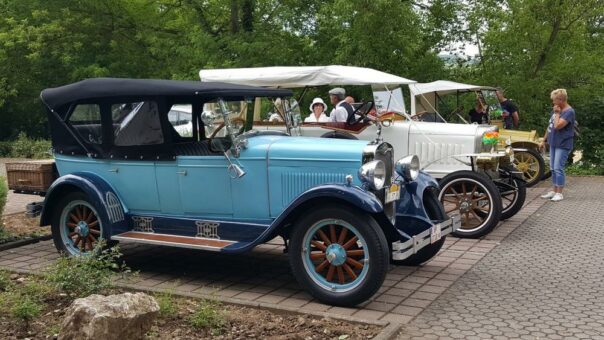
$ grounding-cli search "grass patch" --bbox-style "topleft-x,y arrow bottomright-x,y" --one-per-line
0,277 -> 53,330
155,289 -> 177,318
45,243 -> 133,297
189,300 -> 226,335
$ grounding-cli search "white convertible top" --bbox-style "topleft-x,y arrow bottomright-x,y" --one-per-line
199,65 -> 416,88
410,80 -> 496,114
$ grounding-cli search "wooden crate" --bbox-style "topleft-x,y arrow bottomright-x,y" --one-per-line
6,160 -> 57,193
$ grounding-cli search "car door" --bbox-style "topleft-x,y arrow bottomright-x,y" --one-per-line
176,155 -> 233,217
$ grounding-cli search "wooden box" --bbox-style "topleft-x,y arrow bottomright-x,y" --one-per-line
6,160 -> 57,193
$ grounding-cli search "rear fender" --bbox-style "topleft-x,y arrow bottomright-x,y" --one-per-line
40,172 -> 127,238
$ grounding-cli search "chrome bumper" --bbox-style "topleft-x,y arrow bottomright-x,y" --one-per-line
391,214 -> 461,260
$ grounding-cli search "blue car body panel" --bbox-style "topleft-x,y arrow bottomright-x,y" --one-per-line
47,134 -> 442,254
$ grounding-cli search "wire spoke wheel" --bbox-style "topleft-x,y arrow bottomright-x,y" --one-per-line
59,200 -> 103,256
303,220 -> 369,292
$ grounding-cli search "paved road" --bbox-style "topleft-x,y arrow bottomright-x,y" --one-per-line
398,176 -> 604,339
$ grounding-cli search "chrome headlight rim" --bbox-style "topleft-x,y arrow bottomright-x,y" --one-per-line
358,160 -> 386,190
395,155 -> 420,182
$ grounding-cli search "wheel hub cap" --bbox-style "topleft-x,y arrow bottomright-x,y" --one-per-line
517,162 -> 529,172
459,199 -> 471,212
325,244 -> 347,266
75,221 -> 89,237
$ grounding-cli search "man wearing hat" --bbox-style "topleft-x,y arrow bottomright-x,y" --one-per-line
305,97 -> 329,123
328,87 -> 354,123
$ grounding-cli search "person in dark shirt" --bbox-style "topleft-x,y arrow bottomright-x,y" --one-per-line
468,98 -> 488,124
496,89 -> 519,129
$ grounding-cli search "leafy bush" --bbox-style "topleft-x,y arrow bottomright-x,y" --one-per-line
0,177 -> 6,220
189,300 -> 226,335
45,243 -> 132,297
566,163 -> 604,176
573,97 -> 604,168
8,132 -> 52,159
0,142 -> 11,157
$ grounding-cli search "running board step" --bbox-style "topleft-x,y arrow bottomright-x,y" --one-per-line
112,231 -> 235,251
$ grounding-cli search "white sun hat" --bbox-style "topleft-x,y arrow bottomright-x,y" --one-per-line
309,97 -> 327,112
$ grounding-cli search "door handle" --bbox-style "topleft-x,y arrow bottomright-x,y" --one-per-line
176,170 -> 187,176
108,168 -> 119,173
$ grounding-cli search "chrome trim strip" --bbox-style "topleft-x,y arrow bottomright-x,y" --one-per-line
391,215 -> 460,260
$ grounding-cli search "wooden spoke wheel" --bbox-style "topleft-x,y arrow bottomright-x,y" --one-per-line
52,192 -> 104,256
438,171 -> 502,238
289,206 -> 389,306
304,220 -> 368,288
512,149 -> 545,187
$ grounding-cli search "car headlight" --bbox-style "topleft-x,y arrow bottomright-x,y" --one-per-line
505,145 -> 514,157
395,155 -> 420,181
358,160 -> 386,190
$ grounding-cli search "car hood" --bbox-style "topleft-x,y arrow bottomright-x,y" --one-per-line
266,136 -> 369,162
409,121 -> 492,136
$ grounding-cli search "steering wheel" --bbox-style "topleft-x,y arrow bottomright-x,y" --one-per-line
347,101 -> 375,125
208,117 -> 246,140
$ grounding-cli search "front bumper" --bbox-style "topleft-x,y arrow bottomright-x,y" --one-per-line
391,214 -> 460,260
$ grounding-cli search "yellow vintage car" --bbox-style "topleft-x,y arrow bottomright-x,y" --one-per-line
491,120 -> 550,187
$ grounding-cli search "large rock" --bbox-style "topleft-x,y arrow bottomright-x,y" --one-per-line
59,292 -> 160,340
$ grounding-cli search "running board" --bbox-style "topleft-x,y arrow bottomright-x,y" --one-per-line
111,231 -> 235,251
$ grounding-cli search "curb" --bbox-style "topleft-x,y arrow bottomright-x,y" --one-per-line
116,282 -> 393,335
0,234 -> 52,252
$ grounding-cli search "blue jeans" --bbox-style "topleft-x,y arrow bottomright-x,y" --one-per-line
550,147 -> 570,187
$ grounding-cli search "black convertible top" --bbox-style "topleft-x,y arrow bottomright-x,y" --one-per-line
40,77 -> 292,110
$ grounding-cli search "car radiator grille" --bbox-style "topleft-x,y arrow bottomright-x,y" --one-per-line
281,172 -> 348,206
412,142 -> 463,165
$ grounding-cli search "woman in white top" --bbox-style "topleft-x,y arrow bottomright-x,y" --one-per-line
304,97 -> 329,123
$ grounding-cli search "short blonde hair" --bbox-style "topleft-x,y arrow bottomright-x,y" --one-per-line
550,89 -> 568,101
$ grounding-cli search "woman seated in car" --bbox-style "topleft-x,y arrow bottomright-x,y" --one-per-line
304,97 -> 329,123
468,98 -> 488,124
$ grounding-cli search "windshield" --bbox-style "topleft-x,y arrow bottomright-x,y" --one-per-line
372,86 -> 406,115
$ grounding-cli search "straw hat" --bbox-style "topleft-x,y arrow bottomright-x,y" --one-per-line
309,97 -> 327,112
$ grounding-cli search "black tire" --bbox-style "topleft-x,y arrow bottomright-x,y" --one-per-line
320,131 -> 358,139
513,149 -> 545,187
438,171 -> 502,238
393,189 -> 446,266
542,170 -> 552,180
51,191 -> 107,256
497,177 -> 526,220
289,205 -> 389,306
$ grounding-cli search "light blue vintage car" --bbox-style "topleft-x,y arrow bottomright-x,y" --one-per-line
39,78 -> 458,306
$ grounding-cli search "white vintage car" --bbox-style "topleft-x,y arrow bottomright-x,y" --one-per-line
200,66 -> 526,238
409,80 -> 548,187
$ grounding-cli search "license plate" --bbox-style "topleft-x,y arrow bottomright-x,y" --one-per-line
430,223 -> 442,244
385,184 -> 400,203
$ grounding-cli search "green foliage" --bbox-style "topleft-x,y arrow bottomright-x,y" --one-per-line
45,243 -> 132,297
10,295 -> 42,322
189,300 -> 226,335
571,96 -> 604,168
0,277 -> 52,327
155,289 -> 177,318
566,163 -> 604,176
9,132 -> 51,159
0,142 -> 11,157
0,271 -> 11,291
0,176 -> 7,220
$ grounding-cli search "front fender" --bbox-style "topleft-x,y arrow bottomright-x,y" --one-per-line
253,183 -> 383,246
40,172 -> 127,238
394,171 -> 441,238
